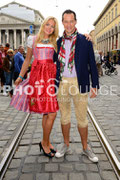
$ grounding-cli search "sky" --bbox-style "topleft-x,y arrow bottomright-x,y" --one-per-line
0,0 -> 109,35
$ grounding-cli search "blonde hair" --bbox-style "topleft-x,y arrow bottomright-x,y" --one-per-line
35,16 -> 59,51
7,49 -> 14,53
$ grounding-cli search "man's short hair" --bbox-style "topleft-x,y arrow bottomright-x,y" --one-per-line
18,45 -> 24,50
5,43 -> 10,48
62,9 -> 77,21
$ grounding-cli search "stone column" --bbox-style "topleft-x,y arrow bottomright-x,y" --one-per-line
118,33 -> 120,49
0,30 -> 1,44
3,31 -> 5,45
21,29 -> 24,46
14,29 -> 16,49
6,30 -> 9,43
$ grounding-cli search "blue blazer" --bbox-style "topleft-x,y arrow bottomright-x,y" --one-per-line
55,33 -> 99,93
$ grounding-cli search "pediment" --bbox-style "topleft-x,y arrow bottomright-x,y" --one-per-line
0,13 -> 31,25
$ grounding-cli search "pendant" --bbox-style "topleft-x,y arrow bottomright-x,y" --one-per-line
41,39 -> 50,44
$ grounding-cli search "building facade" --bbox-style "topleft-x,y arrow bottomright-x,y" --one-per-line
0,1 -> 44,49
94,0 -> 120,55
89,30 -> 95,49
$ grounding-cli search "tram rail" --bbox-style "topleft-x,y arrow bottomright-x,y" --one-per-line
88,107 -> 120,180
0,113 -> 30,180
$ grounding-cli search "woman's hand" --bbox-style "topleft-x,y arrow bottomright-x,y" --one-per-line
15,77 -> 22,86
84,34 -> 92,41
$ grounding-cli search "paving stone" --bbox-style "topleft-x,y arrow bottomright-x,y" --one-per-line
4,170 -> 19,180
101,171 -> 118,180
28,145 -> 40,155
86,173 -> 102,180
31,138 -> 40,144
52,173 -> 68,180
45,164 -> 58,172
20,139 -> 31,145
38,156 -> 49,163
24,156 -> 37,164
19,174 -> 34,180
97,154 -> 108,161
36,173 -> 50,180
90,142 -> 101,147
60,164 -> 74,172
9,159 -> 21,169
99,161 -> 113,170
0,141 -> 7,147
22,134 -> 32,139
93,148 -> 104,154
0,148 -> 3,154
17,146 -> 29,152
14,151 -> 27,158
69,173 -> 85,180
88,136 -> 99,142
65,155 -> 80,162
52,156 -> 64,163
75,163 -> 87,171
22,164 -> 42,173
87,164 -> 98,172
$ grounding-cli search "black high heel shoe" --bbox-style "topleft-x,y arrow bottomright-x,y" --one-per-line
39,142 -> 54,158
50,148 -> 56,154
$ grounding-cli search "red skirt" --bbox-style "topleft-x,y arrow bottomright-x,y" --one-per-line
11,59 -> 59,114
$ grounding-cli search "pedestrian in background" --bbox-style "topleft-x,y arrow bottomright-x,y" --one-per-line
4,43 -> 10,56
14,46 -> 25,81
0,44 -> 5,93
94,50 -> 103,77
2,49 -> 14,97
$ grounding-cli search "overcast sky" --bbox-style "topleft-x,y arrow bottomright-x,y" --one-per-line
0,0 -> 109,35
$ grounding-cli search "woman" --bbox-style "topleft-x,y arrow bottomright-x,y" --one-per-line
10,16 -> 59,157
3,49 -> 14,97
0,44 -> 5,93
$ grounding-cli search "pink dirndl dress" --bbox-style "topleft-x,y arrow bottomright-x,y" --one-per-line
10,37 -> 59,114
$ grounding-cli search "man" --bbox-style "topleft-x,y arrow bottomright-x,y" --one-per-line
14,46 -> 25,81
94,50 -> 103,77
55,10 -> 99,163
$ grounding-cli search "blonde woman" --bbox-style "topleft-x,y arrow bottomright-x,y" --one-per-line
10,17 -> 59,157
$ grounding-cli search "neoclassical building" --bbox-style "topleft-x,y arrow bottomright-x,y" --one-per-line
0,1 -> 44,49
94,0 -> 120,54
89,30 -> 95,49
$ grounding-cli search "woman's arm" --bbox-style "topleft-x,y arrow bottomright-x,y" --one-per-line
15,47 -> 32,85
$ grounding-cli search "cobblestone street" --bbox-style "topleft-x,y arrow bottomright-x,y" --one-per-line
0,65 -> 120,180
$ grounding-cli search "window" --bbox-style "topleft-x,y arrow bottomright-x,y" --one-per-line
106,15 -> 108,25
109,12 -> 110,23
104,18 -> 105,27
115,5 -> 117,17
111,8 -> 114,20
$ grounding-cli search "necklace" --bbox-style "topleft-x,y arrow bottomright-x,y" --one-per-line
41,39 -> 50,44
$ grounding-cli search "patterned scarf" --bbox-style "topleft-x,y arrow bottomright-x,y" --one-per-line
58,28 -> 78,77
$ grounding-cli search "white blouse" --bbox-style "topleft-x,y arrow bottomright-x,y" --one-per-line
27,35 -> 54,48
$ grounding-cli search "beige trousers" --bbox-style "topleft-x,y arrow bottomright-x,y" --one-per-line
57,77 -> 88,128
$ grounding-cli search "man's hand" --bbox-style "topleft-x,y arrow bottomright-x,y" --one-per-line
89,88 -> 98,98
84,34 -> 92,41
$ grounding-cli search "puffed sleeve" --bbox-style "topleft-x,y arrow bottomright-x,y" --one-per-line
27,35 -> 33,48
